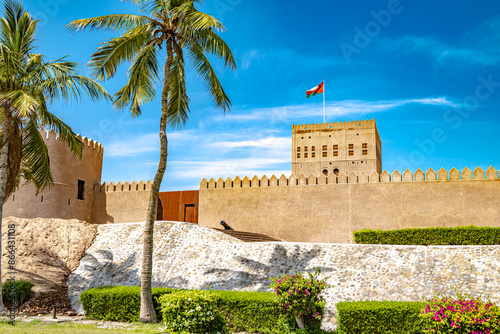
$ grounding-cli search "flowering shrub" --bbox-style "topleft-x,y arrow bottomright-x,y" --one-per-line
158,290 -> 227,333
421,291 -> 500,334
269,268 -> 329,327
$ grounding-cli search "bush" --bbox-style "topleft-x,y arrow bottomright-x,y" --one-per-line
354,226 -> 500,245
269,268 -> 329,331
336,301 -> 425,334
421,291 -> 500,333
1,279 -> 35,308
158,290 -> 228,334
80,286 -> 176,322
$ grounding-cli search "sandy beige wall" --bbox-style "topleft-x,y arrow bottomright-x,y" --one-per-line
198,170 -> 500,243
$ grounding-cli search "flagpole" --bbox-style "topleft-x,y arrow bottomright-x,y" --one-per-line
323,79 -> 326,123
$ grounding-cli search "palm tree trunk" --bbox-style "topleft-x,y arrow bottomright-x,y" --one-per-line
139,41 -> 174,323
0,112 -> 11,315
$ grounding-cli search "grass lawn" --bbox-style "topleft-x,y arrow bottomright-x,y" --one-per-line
0,319 -> 164,333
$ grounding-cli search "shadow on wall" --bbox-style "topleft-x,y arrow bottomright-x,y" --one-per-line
202,244 -> 334,291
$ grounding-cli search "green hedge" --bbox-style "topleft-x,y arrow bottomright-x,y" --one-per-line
354,226 -> 500,245
80,286 -> 176,322
1,279 -> 35,308
336,301 -> 425,334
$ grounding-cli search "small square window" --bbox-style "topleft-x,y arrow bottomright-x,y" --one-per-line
333,145 -> 338,150
349,144 -> 354,149
297,153 -> 301,158
297,147 -> 301,152
312,152 -> 316,158
304,153 -> 308,158
322,145 -> 327,151
349,150 -> 354,156
333,151 -> 338,156
311,146 -> 315,151
363,150 -> 368,155
362,143 -> 368,148
322,152 -> 327,157
304,146 -> 308,152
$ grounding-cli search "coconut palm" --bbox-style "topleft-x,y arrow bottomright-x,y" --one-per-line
68,0 -> 235,322
0,0 -> 111,313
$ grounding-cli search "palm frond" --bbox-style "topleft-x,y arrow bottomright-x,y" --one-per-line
68,14 -> 153,33
89,25 -> 152,81
186,41 -> 231,112
181,8 -> 225,32
129,0 -> 168,16
21,119 -> 53,191
0,90 -> 39,117
41,74 -> 112,103
113,45 -> 160,117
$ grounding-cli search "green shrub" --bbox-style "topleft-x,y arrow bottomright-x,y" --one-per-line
80,286 -> 176,322
269,268 -> 329,330
158,290 -> 228,334
421,291 -> 500,333
1,279 -> 35,308
336,301 -> 425,334
354,226 -> 500,245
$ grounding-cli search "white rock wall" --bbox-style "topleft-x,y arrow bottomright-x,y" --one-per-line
67,221 -> 500,330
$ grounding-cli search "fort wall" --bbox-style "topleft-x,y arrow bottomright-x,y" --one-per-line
4,129 -> 103,223
198,167 -> 500,243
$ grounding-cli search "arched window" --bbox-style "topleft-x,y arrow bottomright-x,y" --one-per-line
333,168 -> 340,175
322,169 -> 328,176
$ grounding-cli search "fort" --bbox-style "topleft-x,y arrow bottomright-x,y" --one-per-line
4,119 -> 500,243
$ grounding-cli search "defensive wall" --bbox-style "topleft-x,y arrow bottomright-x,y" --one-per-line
67,221 -> 500,330
198,166 -> 500,243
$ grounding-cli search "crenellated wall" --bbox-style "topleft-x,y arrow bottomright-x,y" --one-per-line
198,166 -> 500,243
92,180 -> 153,224
4,129 -> 104,223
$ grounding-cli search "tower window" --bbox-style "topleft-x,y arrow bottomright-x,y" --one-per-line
297,147 -> 301,152
333,145 -> 338,150
311,152 -> 316,158
363,150 -> 368,155
362,143 -> 368,148
322,169 -> 328,176
304,153 -> 308,158
333,151 -> 338,156
322,145 -> 327,151
349,150 -> 354,156
304,146 -> 308,152
41,196 -> 43,203
297,153 -> 301,158
311,146 -> 315,151
77,180 -> 85,200
349,144 -> 354,149
333,168 -> 340,175
322,152 -> 327,157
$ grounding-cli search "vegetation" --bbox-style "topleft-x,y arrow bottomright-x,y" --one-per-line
68,0 -> 235,322
1,279 -> 34,308
0,0 -> 110,314
269,269 -> 329,330
0,319 -> 163,333
336,301 -> 425,334
354,226 -> 500,245
421,291 -> 500,333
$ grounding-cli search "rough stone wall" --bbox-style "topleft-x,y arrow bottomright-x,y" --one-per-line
67,221 -> 500,330
2,217 -> 98,293
199,167 -> 500,243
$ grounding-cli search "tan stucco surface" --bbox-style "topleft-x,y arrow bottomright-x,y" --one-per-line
199,171 -> 500,243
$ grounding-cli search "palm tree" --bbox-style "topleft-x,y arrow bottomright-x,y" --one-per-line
68,0 -> 235,322
0,0 -> 110,314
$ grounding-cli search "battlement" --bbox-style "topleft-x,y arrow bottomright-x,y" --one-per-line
292,119 -> 377,133
40,128 -> 104,156
96,180 -> 153,192
200,166 -> 499,189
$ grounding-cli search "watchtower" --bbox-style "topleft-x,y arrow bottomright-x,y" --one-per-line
291,119 -> 382,177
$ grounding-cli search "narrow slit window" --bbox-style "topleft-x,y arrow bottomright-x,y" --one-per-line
304,153 -> 308,158
304,146 -> 308,152
311,146 -> 315,151
311,152 -> 316,158
77,180 -> 85,200
297,147 -> 301,152
297,153 -> 301,158
41,196 -> 43,203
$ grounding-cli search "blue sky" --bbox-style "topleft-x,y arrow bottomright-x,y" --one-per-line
22,0 -> 500,190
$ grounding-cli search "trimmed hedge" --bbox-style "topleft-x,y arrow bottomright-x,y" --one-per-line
354,226 -> 500,245
80,286 -> 176,322
336,301 -> 425,334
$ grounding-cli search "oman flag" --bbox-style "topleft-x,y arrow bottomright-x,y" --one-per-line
306,82 -> 324,98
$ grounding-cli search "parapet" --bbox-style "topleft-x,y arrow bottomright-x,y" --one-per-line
292,119 -> 377,134
200,166 -> 499,189
96,180 -> 153,192
40,128 -> 104,157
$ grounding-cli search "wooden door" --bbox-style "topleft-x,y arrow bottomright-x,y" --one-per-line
184,204 -> 196,223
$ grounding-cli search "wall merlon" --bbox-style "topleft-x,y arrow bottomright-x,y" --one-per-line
96,180 -> 154,192
415,169 -> 425,182
486,166 -> 498,180
426,168 -> 437,181
462,167 -> 472,180
392,170 -> 402,182
403,169 -> 413,182
292,119 -> 377,133
474,167 -> 485,180
438,168 -> 448,181
208,178 -> 216,189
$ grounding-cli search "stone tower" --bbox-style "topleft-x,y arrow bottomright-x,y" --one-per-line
291,119 -> 382,176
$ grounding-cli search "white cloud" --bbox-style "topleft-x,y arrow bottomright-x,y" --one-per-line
210,136 -> 290,150
105,133 -> 159,157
